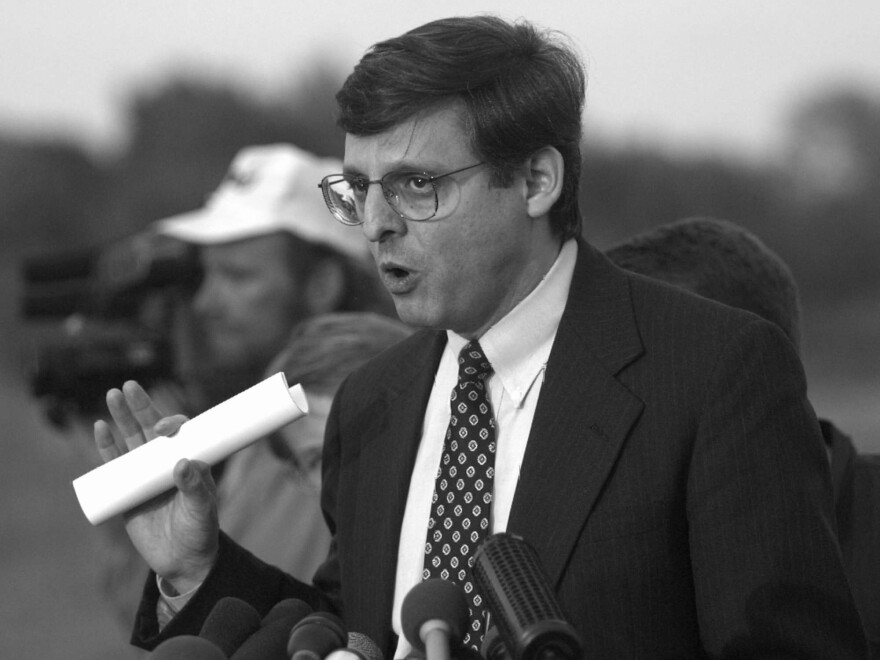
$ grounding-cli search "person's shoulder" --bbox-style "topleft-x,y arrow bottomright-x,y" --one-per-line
625,264 -> 764,327
581,239 -> 759,328
614,262 -> 799,375
854,450 -> 880,478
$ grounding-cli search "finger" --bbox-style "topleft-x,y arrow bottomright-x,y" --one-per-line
106,387 -> 148,452
154,414 -> 190,439
173,459 -> 217,510
122,380 -> 166,442
94,420 -> 122,463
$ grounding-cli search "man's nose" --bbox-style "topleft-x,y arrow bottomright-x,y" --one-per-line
191,279 -> 217,316
361,186 -> 406,242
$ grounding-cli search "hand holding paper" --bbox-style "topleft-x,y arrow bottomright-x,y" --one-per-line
82,373 -> 308,592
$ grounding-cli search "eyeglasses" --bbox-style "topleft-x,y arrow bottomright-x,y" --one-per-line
318,162 -> 485,226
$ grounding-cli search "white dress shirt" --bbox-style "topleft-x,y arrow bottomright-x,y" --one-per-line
391,239 -> 577,658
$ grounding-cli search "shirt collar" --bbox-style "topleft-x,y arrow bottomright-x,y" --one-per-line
447,238 -> 578,406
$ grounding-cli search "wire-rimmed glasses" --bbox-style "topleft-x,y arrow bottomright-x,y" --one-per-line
319,162 -> 485,226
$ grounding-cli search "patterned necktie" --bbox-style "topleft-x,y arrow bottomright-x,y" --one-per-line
423,340 -> 496,649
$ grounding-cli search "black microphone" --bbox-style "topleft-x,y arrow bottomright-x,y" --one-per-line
472,533 -> 583,660
481,625 -> 513,660
287,611 -> 348,660
230,598 -> 314,660
401,646 -> 483,660
401,578 -> 469,660
324,632 -> 385,660
199,596 -> 263,658
149,635 -> 228,659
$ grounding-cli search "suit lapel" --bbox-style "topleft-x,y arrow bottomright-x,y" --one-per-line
508,242 -> 645,585
346,330 -> 446,648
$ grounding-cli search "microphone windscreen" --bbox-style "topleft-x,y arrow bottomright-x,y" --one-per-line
229,598 -> 313,660
287,611 -> 348,660
400,578 -> 469,653
347,632 -> 384,660
199,596 -> 263,657
325,652 -> 362,660
149,635 -> 227,660
472,533 -> 582,660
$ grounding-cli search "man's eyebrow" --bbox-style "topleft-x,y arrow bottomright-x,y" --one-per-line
342,160 -> 439,177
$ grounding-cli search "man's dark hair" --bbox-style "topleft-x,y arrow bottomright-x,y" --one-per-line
606,217 -> 802,351
336,15 -> 586,240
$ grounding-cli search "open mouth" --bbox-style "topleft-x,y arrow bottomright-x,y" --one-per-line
380,263 -> 416,293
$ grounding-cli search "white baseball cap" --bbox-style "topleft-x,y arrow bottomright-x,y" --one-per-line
154,143 -> 368,262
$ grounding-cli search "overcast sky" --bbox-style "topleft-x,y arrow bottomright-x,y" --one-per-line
2,0 -> 879,160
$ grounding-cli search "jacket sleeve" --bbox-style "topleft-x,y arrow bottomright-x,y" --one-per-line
686,319 -> 868,658
130,531 -> 329,650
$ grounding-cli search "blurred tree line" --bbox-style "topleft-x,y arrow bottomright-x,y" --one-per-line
1,65 -> 878,311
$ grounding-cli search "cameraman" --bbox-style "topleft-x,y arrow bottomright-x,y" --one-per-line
82,143 -> 389,639
155,143 -> 390,413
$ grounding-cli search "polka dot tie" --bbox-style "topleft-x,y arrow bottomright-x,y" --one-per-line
423,340 -> 496,650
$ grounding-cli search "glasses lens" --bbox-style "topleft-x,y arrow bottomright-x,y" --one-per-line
385,172 -> 438,221
323,176 -> 362,226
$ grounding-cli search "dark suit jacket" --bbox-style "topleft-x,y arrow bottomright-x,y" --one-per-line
133,241 -> 868,658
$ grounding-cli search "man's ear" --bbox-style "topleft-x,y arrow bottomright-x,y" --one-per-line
304,257 -> 346,314
524,146 -> 564,219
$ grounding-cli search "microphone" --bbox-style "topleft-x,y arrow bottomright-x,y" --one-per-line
323,631 -> 385,660
400,646 -> 483,660
287,611 -> 348,660
401,578 -> 469,660
199,596 -> 263,657
481,625 -> 512,660
230,598 -> 314,660
149,635 -> 227,659
472,533 -> 583,660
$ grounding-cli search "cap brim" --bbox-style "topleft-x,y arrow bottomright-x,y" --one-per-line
155,207 -> 278,245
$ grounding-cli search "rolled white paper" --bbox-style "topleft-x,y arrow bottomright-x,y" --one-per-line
73,372 -> 308,525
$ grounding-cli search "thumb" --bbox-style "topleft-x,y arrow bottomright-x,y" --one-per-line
174,459 -> 216,502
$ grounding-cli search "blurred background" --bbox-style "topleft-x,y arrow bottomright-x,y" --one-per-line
1,1 -> 878,658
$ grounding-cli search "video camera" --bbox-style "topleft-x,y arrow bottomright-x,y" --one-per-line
19,231 -> 201,427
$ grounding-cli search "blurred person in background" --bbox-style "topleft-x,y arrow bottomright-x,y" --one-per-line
605,216 -> 880,656
217,311 -> 413,582
89,142 -> 392,637
155,142 -> 392,413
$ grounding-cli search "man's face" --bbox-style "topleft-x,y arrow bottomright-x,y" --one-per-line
344,103 -> 541,338
192,233 -> 304,371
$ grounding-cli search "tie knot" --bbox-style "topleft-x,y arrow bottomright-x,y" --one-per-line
458,341 -> 493,382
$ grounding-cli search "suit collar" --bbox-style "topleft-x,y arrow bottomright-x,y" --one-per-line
508,240 -> 646,585
560,239 -> 643,375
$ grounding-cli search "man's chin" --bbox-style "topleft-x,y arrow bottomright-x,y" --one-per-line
391,303 -> 440,331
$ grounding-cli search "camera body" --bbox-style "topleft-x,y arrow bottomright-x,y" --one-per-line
20,231 -> 201,427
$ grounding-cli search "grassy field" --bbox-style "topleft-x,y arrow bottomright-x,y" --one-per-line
0,259 -> 146,659
0,371 -> 146,659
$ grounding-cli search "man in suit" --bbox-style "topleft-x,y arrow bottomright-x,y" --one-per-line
95,16 -> 868,658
